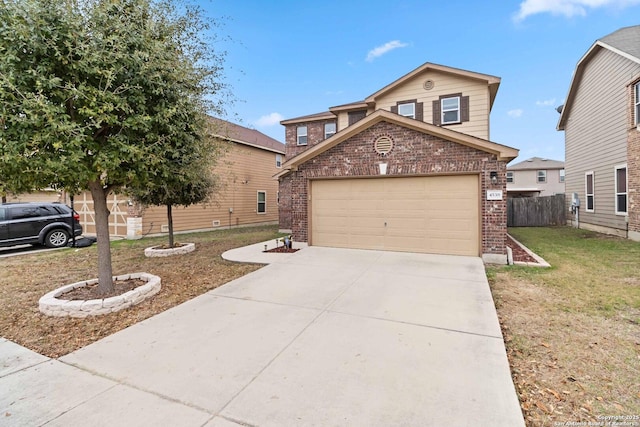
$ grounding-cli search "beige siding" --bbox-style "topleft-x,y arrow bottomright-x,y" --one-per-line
374,70 -> 490,139
564,48 -> 640,231
507,169 -> 565,196
140,143 -> 280,235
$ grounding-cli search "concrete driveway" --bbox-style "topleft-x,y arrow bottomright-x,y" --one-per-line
0,243 -> 524,426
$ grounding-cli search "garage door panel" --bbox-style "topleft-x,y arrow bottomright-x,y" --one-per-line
311,176 -> 479,256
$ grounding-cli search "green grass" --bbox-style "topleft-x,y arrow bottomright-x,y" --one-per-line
497,227 -> 640,319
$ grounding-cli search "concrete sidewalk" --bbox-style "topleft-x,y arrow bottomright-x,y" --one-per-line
1,242 -> 524,426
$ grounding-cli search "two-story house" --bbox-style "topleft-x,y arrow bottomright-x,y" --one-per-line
276,62 -> 518,263
506,157 -> 565,197
557,25 -> 640,240
8,118 -> 285,238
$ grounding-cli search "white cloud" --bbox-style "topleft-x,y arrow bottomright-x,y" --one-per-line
508,109 -> 524,118
366,40 -> 409,62
254,112 -> 284,127
536,98 -> 557,107
513,0 -> 640,22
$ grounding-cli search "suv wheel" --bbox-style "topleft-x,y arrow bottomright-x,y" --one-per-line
45,229 -> 69,248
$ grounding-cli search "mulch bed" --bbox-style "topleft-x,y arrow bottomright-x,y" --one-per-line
61,279 -> 146,300
506,235 -> 538,263
263,246 -> 299,253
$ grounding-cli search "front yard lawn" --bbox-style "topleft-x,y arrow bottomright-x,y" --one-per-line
0,225 -> 282,358
488,227 -> 640,427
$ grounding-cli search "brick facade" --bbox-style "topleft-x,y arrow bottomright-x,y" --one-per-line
279,120 -> 508,257
285,119 -> 337,158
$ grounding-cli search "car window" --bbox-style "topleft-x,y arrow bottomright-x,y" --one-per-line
37,205 -> 58,216
10,207 -> 39,220
0,207 -> 5,221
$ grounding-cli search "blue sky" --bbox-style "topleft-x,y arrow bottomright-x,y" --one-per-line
204,0 -> 640,163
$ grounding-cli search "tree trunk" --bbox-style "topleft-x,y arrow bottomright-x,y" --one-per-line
89,181 -> 114,295
167,204 -> 174,248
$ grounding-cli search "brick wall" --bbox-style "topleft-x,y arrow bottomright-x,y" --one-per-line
277,177 -> 292,231
280,120 -> 508,256
285,119 -> 336,158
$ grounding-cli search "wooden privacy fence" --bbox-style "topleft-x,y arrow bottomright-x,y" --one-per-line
507,194 -> 566,227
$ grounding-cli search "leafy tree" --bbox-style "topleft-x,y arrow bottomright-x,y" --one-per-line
0,0 -> 229,294
126,117 -> 228,248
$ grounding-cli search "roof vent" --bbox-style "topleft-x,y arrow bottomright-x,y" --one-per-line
374,136 -> 394,155
423,79 -> 434,90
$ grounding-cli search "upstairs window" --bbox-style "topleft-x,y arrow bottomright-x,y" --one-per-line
615,165 -> 627,215
635,82 -> 640,126
559,169 -> 565,182
296,126 -> 307,146
275,154 -> 282,168
585,172 -> 594,212
506,171 -> 514,183
537,170 -> 547,183
324,122 -> 336,139
441,96 -> 460,124
398,103 -> 415,119
348,110 -> 366,126
433,93 -> 469,126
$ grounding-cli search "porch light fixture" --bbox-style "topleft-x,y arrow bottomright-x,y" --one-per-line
379,163 -> 388,175
490,171 -> 498,185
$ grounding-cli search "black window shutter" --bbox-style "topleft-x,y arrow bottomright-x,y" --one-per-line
416,102 -> 424,122
432,100 -> 441,125
461,96 -> 470,122
391,105 -> 398,114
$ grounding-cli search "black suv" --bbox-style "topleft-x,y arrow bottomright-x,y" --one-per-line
0,202 -> 83,248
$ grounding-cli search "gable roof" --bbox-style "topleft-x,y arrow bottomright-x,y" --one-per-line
280,62 -> 501,123
507,157 -> 564,171
209,117 -> 285,154
275,110 -> 518,178
557,25 -> 640,130
365,62 -> 501,109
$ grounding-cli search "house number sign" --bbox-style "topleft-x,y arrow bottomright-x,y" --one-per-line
486,190 -> 503,200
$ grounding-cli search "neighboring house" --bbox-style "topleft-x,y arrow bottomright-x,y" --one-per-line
7,118 -> 285,237
506,157 -> 565,197
277,62 -> 519,263
557,25 -> 640,241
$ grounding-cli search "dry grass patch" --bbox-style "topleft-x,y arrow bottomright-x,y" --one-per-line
487,227 -> 640,427
0,225 -> 282,358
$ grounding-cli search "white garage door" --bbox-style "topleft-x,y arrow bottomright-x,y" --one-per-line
311,175 -> 479,256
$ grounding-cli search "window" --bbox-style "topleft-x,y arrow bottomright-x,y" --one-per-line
324,122 -> 336,139
635,82 -> 640,126
296,126 -> 307,146
559,169 -> 565,183
537,170 -> 547,183
257,191 -> 266,214
441,96 -> 460,124
398,103 -> 415,119
585,172 -> 594,212
275,154 -> 282,168
506,171 -> 514,183
348,110 -> 366,126
615,165 -> 627,215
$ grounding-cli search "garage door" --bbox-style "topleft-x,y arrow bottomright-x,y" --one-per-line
311,175 -> 479,256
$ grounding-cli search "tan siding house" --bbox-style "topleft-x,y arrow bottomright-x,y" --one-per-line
278,62 -> 518,263
507,157 -> 565,197
558,26 -> 640,239
9,118 -> 285,238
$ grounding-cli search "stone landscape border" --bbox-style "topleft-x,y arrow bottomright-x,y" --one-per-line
144,243 -> 195,257
39,272 -> 161,318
